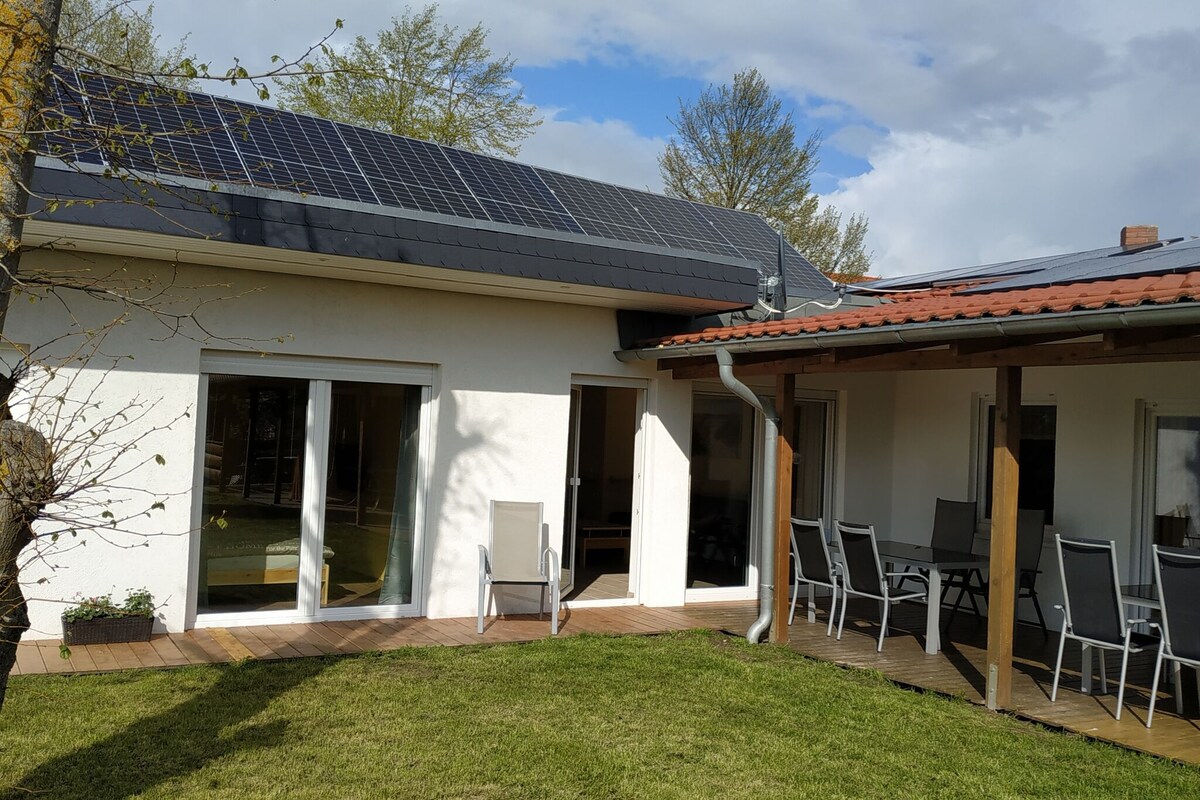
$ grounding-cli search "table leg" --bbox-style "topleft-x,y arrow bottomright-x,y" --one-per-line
807,584 -> 816,624
925,569 -> 941,654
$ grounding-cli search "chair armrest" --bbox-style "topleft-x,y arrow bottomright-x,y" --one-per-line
542,547 -> 560,585
1147,621 -> 1161,629
1053,604 -> 1064,611
1127,619 -> 1148,626
478,544 -> 491,580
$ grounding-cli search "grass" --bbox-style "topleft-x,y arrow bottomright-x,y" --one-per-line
1,631 -> 1198,799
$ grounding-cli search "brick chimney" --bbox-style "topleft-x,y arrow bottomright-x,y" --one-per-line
1120,224 -> 1159,247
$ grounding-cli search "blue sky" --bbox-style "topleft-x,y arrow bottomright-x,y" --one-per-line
512,60 -> 873,195
154,1 -> 1200,276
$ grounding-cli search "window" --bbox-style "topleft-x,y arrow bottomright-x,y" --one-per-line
195,354 -> 431,618
982,404 -> 1056,523
792,398 -> 834,526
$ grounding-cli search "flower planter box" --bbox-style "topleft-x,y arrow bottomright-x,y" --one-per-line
61,615 -> 154,646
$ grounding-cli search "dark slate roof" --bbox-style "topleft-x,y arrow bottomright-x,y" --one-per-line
31,166 -> 760,308
37,67 -> 833,307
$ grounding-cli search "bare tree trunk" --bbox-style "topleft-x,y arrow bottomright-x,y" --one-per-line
0,0 -> 63,711
1,0 -> 64,330
0,420 -> 51,712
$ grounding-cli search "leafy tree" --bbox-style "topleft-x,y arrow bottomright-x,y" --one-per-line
275,4 -> 539,157
56,0 -> 196,89
659,68 -> 872,280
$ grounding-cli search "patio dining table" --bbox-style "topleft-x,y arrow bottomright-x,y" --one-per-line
829,540 -> 987,655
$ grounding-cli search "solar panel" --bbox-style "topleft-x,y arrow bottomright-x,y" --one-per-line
535,170 -> 668,247
689,202 -> 831,295
217,99 -> 375,203
78,73 -> 248,183
959,238 -> 1200,294
337,124 -> 488,220
42,67 -> 844,296
39,68 -> 104,165
617,190 -> 742,259
444,148 -> 584,234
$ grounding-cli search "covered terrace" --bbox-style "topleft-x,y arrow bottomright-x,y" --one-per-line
619,226 -> 1200,731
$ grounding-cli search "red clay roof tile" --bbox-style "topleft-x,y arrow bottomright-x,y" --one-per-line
641,271 -> 1200,349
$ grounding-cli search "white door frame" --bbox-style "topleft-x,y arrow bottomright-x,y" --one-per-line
563,374 -> 649,608
1133,400 -> 1200,583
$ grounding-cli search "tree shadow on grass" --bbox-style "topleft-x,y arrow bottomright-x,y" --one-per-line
4,657 -> 331,799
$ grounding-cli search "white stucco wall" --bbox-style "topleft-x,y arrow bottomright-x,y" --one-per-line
11,250 -> 695,638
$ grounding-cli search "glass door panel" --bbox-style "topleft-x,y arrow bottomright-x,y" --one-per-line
687,394 -> 755,588
321,381 -> 423,607
198,375 -> 309,613
792,400 -> 829,523
1151,415 -> 1200,548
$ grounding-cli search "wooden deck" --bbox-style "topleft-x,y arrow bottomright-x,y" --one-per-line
13,599 -> 1200,764
11,604 -> 727,676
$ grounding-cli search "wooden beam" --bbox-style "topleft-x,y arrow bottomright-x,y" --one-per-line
771,374 -> 796,644
666,336 -> 1200,380
950,332 -> 1087,357
986,365 -> 1021,710
1102,325 -> 1200,351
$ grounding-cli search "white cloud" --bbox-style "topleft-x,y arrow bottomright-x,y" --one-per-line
518,111 -> 666,192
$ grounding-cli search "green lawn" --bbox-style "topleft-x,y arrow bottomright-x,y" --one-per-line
1,631 -> 1197,799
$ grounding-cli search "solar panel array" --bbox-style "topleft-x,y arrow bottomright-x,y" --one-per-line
40,67 -> 832,295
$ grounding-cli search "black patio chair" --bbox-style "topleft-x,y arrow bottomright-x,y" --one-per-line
1146,545 -> 1200,728
1015,508 -> 1048,632
834,520 -> 928,652
898,499 -> 980,611
787,518 -> 839,636
949,508 -> 1047,631
1051,535 -> 1152,720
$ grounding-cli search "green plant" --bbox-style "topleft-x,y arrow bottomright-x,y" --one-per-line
61,589 -> 155,623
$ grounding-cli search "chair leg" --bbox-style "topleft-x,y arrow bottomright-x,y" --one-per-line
825,581 -> 838,637
1029,588 -> 1047,634
1147,643 -> 1165,728
788,579 -> 800,625
1116,639 -> 1132,721
477,581 -> 488,634
539,585 -> 546,621
878,601 -> 890,652
1174,661 -> 1184,714
965,570 -> 983,617
837,590 -> 849,641
550,580 -> 560,635
1098,649 -> 1108,695
1051,622 -> 1068,702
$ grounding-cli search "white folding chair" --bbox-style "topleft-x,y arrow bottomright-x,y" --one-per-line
477,501 -> 560,635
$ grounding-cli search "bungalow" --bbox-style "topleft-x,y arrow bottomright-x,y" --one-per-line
14,71 -> 1200,713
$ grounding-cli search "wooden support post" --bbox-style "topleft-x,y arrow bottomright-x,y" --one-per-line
771,373 -> 796,644
986,365 -> 1021,710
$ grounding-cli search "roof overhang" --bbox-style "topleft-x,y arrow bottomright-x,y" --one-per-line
618,302 -> 1200,378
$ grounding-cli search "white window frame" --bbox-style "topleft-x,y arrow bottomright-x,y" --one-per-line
793,390 -> 838,534
562,374 -> 651,609
187,351 -> 436,628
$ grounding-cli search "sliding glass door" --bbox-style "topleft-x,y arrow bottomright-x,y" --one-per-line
1138,404 -> 1200,580
195,356 -> 431,623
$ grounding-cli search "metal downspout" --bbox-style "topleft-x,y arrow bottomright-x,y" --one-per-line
715,347 -> 778,644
